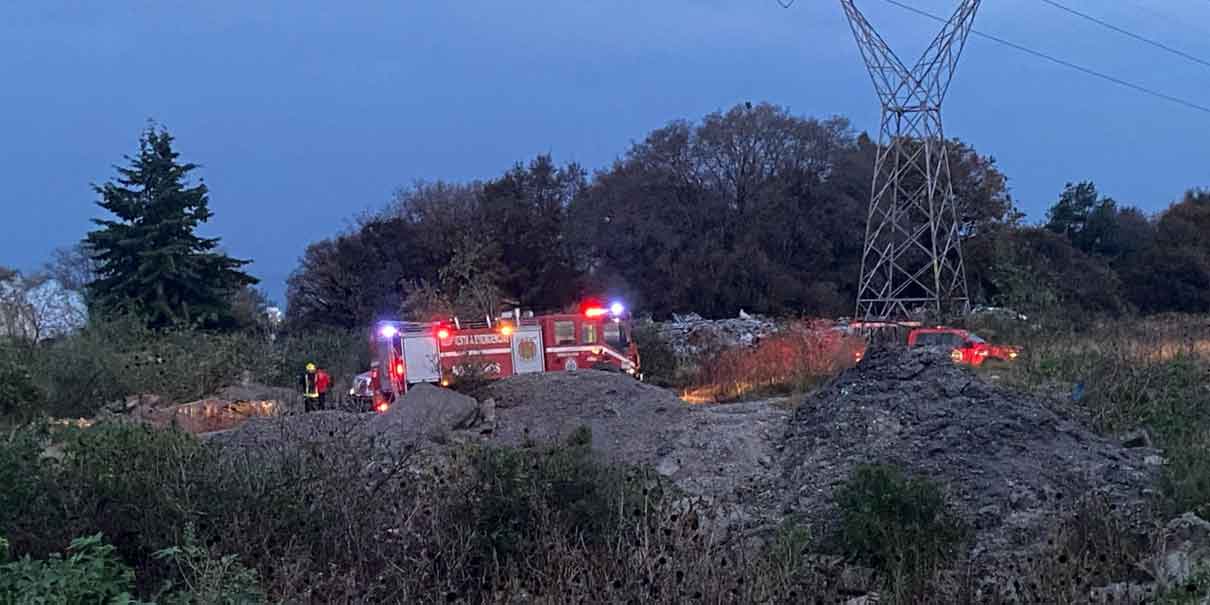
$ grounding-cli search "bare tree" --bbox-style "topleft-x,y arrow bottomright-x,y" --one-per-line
0,270 -> 86,343
44,243 -> 98,294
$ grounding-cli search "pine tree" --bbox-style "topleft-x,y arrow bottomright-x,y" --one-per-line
85,124 -> 256,329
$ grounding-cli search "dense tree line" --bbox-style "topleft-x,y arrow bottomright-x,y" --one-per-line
284,101 -> 1205,328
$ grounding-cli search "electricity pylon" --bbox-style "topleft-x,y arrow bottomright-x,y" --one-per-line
840,0 -> 980,321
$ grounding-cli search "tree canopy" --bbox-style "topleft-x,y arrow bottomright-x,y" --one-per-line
286,102 -> 1022,327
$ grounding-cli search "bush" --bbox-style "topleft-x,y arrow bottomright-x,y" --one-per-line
833,464 -> 966,596
29,317 -> 272,417
632,321 -> 678,387
0,425 -> 68,557
21,317 -> 366,419
59,424 -> 210,575
451,427 -> 664,569
0,345 -> 46,421
0,533 -> 149,605
153,526 -> 265,605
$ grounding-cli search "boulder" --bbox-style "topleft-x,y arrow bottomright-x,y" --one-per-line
368,383 -> 479,447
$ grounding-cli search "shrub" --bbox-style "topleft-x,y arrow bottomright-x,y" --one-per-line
30,317 -> 272,417
452,426 -> 664,568
0,425 -> 68,557
0,344 -> 46,421
59,424 -> 210,573
632,321 -> 678,387
833,464 -> 967,596
153,526 -> 265,605
0,533 -> 149,605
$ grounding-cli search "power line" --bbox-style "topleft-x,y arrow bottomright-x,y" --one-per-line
1038,0 -> 1210,70
882,0 -> 1210,116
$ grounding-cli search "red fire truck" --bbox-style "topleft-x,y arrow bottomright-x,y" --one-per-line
366,300 -> 640,412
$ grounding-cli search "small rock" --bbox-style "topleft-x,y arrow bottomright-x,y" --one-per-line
1120,429 -> 1153,449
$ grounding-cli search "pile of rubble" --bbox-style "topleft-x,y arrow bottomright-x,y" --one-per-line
652,311 -> 781,368
96,383 -> 298,435
780,346 -> 1160,565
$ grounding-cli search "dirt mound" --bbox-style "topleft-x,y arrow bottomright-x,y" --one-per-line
482,370 -> 689,466
482,370 -> 790,540
781,346 -> 1159,559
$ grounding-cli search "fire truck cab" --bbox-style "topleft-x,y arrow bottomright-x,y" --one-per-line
368,301 -> 640,412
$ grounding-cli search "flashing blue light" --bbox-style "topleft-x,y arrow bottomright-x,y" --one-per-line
379,325 -> 398,338
609,302 -> 624,316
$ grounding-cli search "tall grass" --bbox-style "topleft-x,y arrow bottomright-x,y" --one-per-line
687,320 -> 863,402
1004,315 -> 1210,516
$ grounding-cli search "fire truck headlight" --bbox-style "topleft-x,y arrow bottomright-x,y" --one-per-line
379,325 -> 398,339
610,302 -> 624,316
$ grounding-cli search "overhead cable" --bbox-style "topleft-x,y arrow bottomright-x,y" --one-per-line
882,0 -> 1210,116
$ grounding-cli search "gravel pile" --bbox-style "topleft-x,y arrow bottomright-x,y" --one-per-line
482,369 -> 689,466
781,346 -> 1160,559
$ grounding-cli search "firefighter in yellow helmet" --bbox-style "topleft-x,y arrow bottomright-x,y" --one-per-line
300,362 -> 330,412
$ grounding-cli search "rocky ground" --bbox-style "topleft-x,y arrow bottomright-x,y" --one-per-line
197,348 -> 1196,602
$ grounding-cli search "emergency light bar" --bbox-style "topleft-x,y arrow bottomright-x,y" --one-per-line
379,324 -> 398,338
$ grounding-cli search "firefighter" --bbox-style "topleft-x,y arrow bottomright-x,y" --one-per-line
300,362 -> 331,412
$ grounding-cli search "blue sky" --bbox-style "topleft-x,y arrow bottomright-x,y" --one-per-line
2,0 -> 1207,305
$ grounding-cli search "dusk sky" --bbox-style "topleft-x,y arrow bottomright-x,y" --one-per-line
2,1 -> 1206,305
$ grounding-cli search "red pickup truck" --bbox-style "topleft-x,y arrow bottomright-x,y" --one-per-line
906,327 -> 1019,367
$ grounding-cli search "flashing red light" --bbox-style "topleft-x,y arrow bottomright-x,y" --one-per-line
437,328 -> 450,339
584,307 -> 607,318
375,402 -> 390,413
395,363 -> 405,376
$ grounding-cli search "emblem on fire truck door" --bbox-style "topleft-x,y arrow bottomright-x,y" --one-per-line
518,338 -> 538,361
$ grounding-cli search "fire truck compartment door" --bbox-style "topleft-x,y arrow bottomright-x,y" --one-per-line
402,335 -> 441,383
511,326 -> 545,374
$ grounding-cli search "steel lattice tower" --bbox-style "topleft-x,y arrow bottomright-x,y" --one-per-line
841,0 -> 980,321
